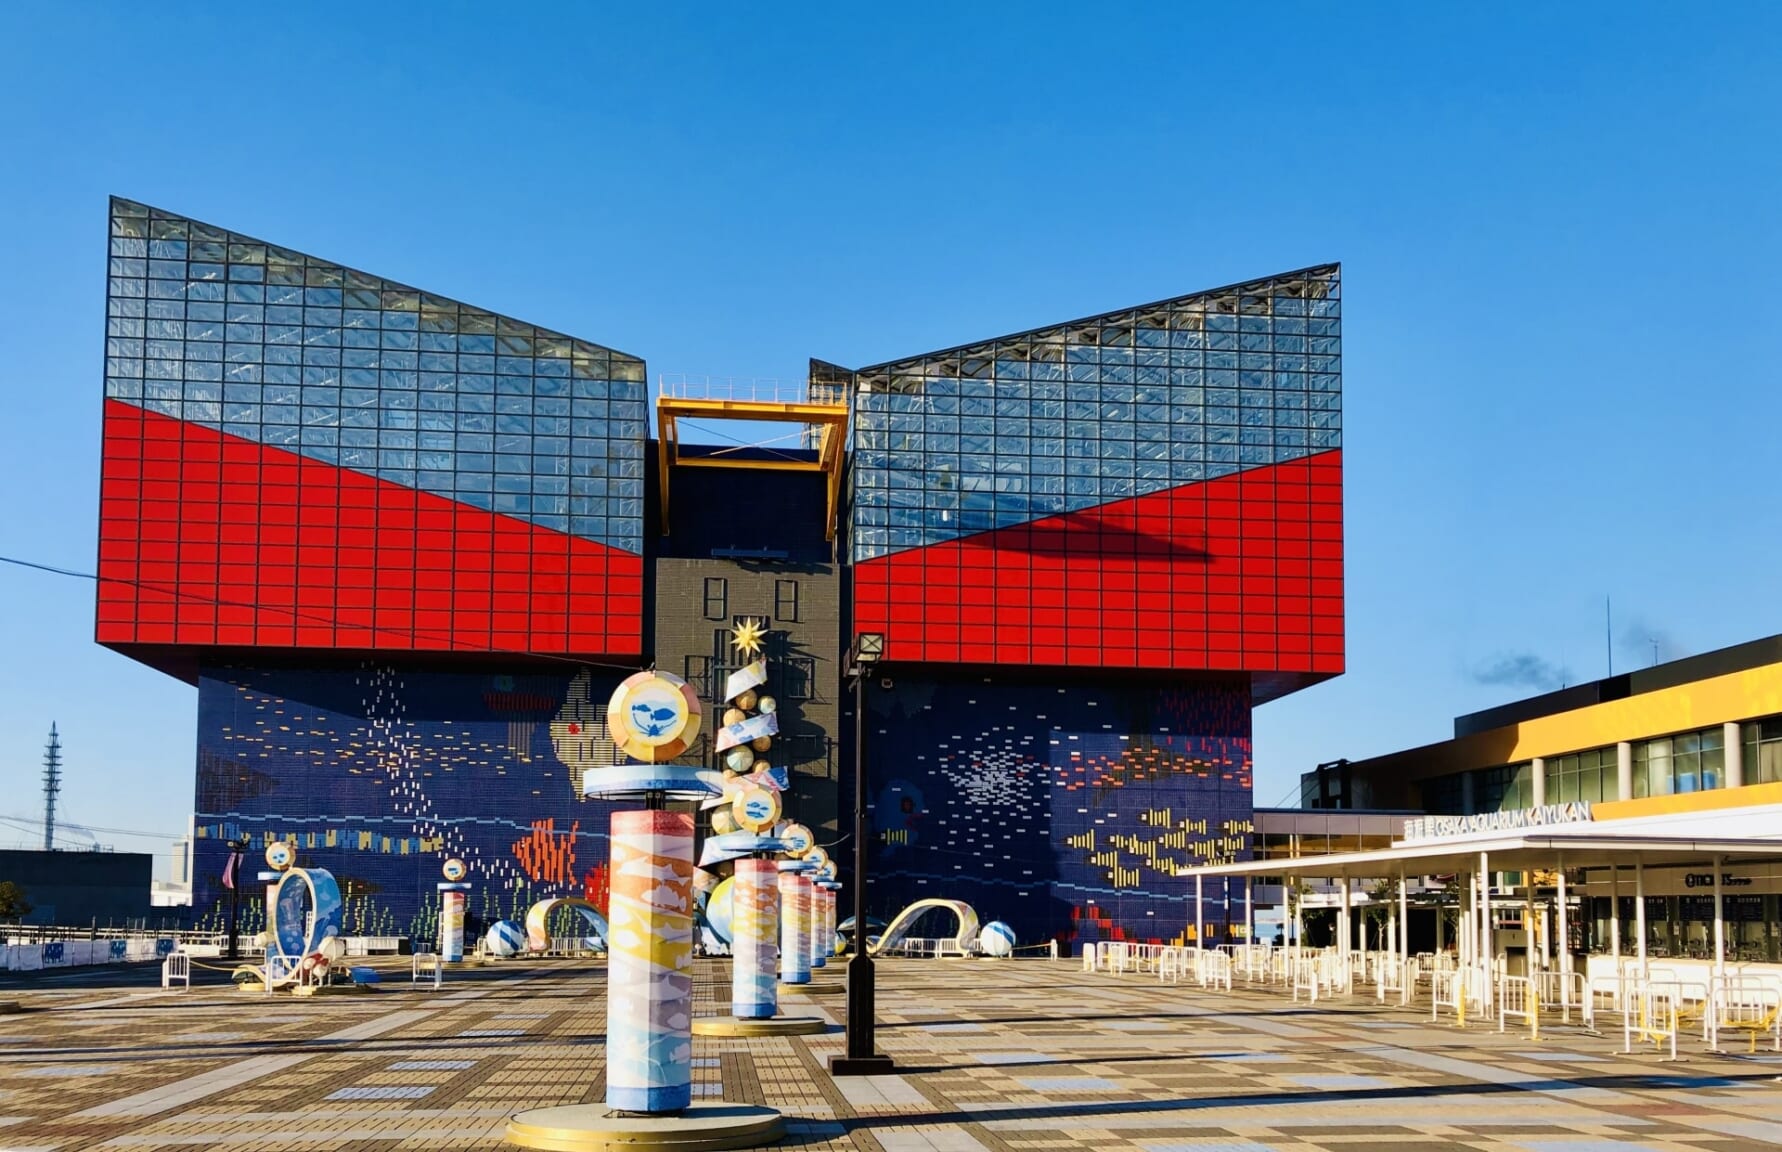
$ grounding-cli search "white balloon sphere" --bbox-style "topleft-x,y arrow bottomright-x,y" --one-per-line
979,921 -> 1017,958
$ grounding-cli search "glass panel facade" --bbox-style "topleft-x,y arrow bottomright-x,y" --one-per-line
1746,717 -> 1782,784
98,198 -> 647,656
1634,724 -> 1727,797
1477,762 -> 1534,812
103,198 -> 646,550
849,269 -> 1341,561
1547,747 -> 1616,804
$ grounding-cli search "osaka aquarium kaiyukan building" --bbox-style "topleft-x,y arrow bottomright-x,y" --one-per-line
96,197 -> 1344,947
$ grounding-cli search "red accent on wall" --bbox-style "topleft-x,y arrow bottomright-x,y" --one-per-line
852,450 -> 1343,675
96,400 -> 644,656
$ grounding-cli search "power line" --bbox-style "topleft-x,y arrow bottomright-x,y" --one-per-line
0,554 -> 92,580
0,812 -> 179,840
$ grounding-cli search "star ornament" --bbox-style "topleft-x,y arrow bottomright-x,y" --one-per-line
730,617 -> 767,657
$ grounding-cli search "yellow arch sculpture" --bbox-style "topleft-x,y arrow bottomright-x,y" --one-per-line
524,897 -> 610,953
868,898 -> 980,956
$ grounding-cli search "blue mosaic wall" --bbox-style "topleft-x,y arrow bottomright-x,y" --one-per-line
193,664 -> 627,940
862,675 -> 1253,947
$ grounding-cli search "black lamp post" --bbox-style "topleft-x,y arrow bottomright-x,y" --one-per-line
224,836 -> 249,961
830,631 -> 893,1076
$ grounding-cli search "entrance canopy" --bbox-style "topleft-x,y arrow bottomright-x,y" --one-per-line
1178,831 -> 1782,881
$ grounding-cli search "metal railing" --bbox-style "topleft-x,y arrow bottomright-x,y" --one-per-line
658,374 -> 848,406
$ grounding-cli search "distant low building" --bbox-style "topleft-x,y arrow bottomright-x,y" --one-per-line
0,849 -> 165,926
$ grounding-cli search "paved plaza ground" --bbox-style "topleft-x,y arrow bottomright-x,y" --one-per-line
2,957 -> 1782,1150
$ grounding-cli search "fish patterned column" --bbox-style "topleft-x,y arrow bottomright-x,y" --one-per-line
438,889 -> 466,962
809,884 -> 828,970
820,887 -> 837,963
778,872 -> 811,985
606,809 -> 695,1113
732,858 -> 779,1019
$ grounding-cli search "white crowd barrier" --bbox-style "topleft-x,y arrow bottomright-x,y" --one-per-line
1291,956 -> 1321,1003
412,950 -> 443,990
1711,975 -> 1782,1053
1499,974 -> 1539,1038
1199,949 -> 1233,991
160,951 -> 190,990
1627,981 -> 1683,1059
0,937 -> 178,971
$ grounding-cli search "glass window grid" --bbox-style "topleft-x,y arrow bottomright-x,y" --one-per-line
1545,747 -> 1617,805
1745,717 -> 1782,785
848,271 -> 1340,561
105,200 -> 645,554
1475,762 -> 1535,812
1633,724 -> 1726,798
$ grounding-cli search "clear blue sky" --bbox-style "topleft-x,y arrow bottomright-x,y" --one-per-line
2,4 -> 1780,872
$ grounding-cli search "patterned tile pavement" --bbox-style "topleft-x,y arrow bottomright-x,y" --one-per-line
0,958 -> 1781,1149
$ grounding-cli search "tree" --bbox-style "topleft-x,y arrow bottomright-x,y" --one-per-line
1364,877 -> 1397,950
0,881 -> 32,920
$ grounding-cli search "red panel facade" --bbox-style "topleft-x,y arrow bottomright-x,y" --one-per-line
851,450 -> 1342,673
96,400 -> 644,657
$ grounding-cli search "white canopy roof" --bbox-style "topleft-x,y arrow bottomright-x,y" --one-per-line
1178,831 -> 1782,882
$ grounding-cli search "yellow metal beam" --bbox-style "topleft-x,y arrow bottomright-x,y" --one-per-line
819,422 -> 844,542
656,405 -> 676,536
673,457 -> 825,472
658,397 -> 848,423
654,396 -> 849,539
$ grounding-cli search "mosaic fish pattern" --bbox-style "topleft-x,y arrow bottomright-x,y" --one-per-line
732,858 -> 779,1020
604,809 -> 694,1114
778,872 -> 812,986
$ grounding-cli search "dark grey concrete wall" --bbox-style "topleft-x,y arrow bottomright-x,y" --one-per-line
652,558 -> 842,836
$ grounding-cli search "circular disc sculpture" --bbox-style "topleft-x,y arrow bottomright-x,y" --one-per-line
266,866 -> 344,986
605,670 -> 703,765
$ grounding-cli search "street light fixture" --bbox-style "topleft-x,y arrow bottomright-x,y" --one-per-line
830,631 -> 894,1076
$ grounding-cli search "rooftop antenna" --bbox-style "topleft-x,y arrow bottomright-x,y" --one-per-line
42,723 -> 61,851
1605,596 -> 1613,678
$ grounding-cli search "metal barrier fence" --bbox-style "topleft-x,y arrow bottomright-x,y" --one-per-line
1711,975 -> 1782,1052
160,951 -> 190,990
1627,981 -> 1682,1059
412,951 -> 443,990
1499,974 -> 1539,1038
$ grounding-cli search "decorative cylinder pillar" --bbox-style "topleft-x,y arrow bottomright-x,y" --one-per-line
438,888 -> 467,962
607,809 -> 695,1114
821,887 -> 837,964
779,872 -> 811,985
809,885 -> 828,970
733,858 -> 779,1019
